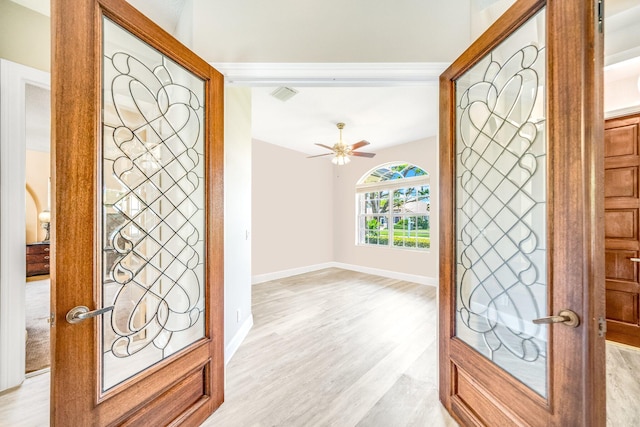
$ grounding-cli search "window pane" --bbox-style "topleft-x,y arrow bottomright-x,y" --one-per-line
454,9 -> 547,397
393,215 -> 430,249
101,17 -> 205,392
362,215 -> 387,246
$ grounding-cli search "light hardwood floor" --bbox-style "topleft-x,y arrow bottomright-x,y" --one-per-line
606,341 -> 640,426
202,268 -> 455,426
1,268 -> 640,426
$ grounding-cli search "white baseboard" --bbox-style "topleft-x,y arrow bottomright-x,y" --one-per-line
333,262 -> 437,286
225,314 -> 253,365
252,262 -> 437,287
252,262 -> 335,285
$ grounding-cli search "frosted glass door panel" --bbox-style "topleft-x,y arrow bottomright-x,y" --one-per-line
101,18 -> 205,392
454,10 -> 548,397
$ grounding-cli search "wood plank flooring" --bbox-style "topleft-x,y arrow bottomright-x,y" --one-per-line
1,268 -> 640,426
201,268 -> 456,427
606,341 -> 640,426
0,370 -> 49,426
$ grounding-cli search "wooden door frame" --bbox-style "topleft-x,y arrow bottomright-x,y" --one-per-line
51,0 -> 224,424
439,0 -> 605,425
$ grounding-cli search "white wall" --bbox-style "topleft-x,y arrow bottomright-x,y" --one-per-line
224,87 -> 253,362
250,136 -> 439,285
192,0 -> 471,63
333,137 -> 438,284
174,0 -> 193,49
251,139 -> 334,277
470,0 -> 516,41
605,74 -> 640,115
0,0 -> 49,72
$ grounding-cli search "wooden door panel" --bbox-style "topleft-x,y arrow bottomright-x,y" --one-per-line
605,250 -> 637,281
605,167 -> 638,198
604,209 -> 638,240
606,290 -> 638,324
606,282 -> 640,295
607,322 -> 640,347
604,124 -> 638,157
117,366 -> 206,426
605,113 -> 640,348
452,366 -> 525,427
439,0 -> 604,425
52,0 -> 224,424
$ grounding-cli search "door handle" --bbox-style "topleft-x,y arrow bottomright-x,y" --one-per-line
630,258 -> 640,263
66,305 -> 114,324
532,309 -> 580,327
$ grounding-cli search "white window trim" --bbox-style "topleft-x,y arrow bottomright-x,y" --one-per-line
355,174 -> 429,193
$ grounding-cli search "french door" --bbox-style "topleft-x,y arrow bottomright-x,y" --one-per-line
439,0 -> 605,425
51,0 -> 224,425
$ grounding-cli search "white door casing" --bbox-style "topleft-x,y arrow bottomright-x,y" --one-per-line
0,59 -> 50,392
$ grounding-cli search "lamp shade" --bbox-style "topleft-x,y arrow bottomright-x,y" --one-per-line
38,210 -> 51,223
332,155 -> 351,166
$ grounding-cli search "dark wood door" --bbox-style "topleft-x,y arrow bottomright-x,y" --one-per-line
439,0 -> 605,425
605,113 -> 640,347
51,0 -> 224,425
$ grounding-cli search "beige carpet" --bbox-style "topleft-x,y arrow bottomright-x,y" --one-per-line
25,278 -> 50,373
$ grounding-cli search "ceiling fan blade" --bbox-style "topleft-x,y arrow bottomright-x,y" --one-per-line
307,153 -> 334,158
351,151 -> 376,158
315,143 -> 335,151
350,140 -> 370,150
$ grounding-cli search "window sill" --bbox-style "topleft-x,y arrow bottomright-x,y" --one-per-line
356,243 -> 431,253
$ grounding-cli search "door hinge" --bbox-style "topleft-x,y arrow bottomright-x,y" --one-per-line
598,316 -> 607,337
48,312 -> 55,327
597,0 -> 604,33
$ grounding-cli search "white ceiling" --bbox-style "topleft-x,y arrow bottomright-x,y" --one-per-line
251,86 -> 439,155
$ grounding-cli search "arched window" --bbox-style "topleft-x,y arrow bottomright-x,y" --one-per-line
356,162 -> 430,250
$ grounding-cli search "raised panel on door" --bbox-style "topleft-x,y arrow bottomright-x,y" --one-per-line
606,290 -> 638,324
439,0 -> 604,425
605,124 -> 638,158
51,0 -> 224,425
605,167 -> 638,198
604,113 -> 640,348
605,250 -> 637,282
604,209 -> 638,240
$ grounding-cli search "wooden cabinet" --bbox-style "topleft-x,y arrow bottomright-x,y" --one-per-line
26,242 -> 50,277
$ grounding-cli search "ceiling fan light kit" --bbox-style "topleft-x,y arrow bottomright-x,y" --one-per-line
307,122 -> 376,165
332,154 -> 351,165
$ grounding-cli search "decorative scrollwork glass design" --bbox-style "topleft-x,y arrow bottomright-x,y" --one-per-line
454,10 -> 548,397
101,18 -> 206,392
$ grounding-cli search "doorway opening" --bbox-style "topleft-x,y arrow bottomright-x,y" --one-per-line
24,83 -> 52,376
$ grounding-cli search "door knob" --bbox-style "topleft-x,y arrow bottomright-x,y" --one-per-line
532,309 -> 580,327
66,305 -> 114,324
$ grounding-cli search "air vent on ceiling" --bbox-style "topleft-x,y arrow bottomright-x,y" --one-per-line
270,87 -> 298,102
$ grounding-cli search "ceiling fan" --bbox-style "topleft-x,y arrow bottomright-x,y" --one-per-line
307,122 -> 376,165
